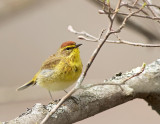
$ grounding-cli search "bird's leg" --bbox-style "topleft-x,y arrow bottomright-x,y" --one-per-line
48,90 -> 54,101
64,90 -> 68,93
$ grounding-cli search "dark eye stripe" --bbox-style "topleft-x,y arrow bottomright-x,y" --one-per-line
65,47 -> 75,50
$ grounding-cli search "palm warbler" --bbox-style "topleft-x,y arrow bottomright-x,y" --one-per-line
17,41 -> 83,99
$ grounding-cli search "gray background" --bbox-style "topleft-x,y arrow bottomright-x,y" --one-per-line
0,0 -> 160,123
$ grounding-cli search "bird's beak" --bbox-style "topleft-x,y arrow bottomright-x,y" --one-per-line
75,44 -> 82,48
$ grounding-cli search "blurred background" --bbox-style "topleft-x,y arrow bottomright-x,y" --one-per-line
0,0 -> 160,123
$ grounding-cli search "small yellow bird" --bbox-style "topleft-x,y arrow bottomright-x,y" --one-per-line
17,41 -> 83,99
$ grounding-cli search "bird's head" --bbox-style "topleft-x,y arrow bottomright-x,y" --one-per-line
59,41 -> 82,57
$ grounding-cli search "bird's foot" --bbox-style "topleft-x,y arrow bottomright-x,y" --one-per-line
68,96 -> 79,104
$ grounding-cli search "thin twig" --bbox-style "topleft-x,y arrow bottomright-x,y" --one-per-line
112,0 -> 122,20
145,0 -> 160,17
113,6 -> 145,33
120,3 -> 149,16
68,25 -> 97,40
40,88 -> 78,124
121,63 -> 146,84
143,0 -> 160,23
133,0 -> 139,6
99,10 -> 160,21
68,25 -> 160,47
147,4 -> 160,9
98,29 -> 106,40
109,39 -> 160,47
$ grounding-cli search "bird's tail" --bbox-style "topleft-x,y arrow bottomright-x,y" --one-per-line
16,80 -> 36,91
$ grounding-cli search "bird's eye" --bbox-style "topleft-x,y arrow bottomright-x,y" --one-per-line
66,47 -> 71,50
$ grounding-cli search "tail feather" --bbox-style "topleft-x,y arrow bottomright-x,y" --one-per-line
16,80 -> 35,91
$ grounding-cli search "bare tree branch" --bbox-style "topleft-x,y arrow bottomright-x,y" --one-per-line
68,25 -> 160,47
5,59 -> 160,124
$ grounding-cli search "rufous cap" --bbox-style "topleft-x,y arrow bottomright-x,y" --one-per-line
61,41 -> 76,48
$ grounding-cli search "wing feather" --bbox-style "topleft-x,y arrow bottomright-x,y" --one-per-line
40,54 -> 61,70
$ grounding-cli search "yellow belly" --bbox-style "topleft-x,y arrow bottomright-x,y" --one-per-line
37,62 -> 82,91
38,81 -> 75,91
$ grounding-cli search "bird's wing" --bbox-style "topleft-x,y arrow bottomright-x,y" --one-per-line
38,69 -> 54,78
40,54 -> 61,70
31,54 -> 61,81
